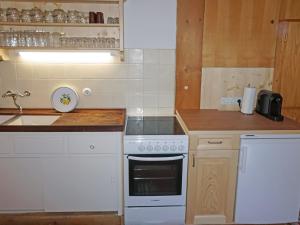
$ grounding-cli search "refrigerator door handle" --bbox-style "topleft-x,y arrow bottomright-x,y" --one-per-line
239,146 -> 248,173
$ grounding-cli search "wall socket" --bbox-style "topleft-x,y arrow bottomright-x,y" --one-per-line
220,97 -> 242,105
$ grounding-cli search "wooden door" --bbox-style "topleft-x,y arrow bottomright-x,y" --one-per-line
186,150 -> 238,224
273,22 -> 300,122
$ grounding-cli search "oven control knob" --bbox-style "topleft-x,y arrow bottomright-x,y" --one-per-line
154,145 -> 161,151
178,145 -> 185,151
163,145 -> 169,151
147,145 -> 153,151
138,145 -> 145,151
170,145 -> 177,151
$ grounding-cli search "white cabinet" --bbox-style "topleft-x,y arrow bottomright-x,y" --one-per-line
43,156 -> 118,212
0,158 -> 43,211
0,132 -> 122,213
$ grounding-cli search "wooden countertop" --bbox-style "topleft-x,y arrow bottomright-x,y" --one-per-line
0,109 -> 126,132
177,109 -> 300,131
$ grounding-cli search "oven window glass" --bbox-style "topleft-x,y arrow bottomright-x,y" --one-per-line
129,156 -> 183,196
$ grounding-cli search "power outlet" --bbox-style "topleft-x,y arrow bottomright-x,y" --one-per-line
220,97 -> 242,105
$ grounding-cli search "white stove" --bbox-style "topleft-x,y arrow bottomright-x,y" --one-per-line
124,116 -> 188,225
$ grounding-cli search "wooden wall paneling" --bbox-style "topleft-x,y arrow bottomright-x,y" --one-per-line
201,68 -> 273,110
280,0 -> 300,20
273,21 -> 300,121
202,0 -> 281,67
175,0 -> 205,110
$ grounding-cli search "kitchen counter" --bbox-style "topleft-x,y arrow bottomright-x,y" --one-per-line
177,109 -> 300,131
0,108 -> 126,132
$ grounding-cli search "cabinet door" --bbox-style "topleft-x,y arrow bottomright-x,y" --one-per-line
186,150 -> 238,224
273,22 -> 300,122
0,158 -> 43,211
43,156 -> 118,212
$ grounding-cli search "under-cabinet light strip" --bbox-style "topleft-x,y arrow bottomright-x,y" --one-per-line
18,51 -> 113,63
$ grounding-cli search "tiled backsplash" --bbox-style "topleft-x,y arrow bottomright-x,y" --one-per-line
0,49 -> 176,116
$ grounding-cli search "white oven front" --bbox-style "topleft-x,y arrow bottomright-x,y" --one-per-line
124,154 -> 187,207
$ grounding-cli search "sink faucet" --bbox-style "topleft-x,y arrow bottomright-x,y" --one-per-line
2,90 -> 31,113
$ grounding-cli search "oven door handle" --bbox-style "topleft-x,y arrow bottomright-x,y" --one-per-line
127,155 -> 185,162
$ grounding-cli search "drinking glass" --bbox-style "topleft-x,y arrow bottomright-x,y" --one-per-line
21,9 -> 31,23
0,8 -> 6,22
6,8 -> 20,22
0,31 -> 6,46
30,7 -> 43,23
44,10 -> 54,23
53,9 -> 66,23
24,31 -> 33,47
18,31 -> 26,47
67,10 -> 78,23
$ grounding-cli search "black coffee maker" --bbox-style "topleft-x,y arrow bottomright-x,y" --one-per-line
256,90 -> 284,121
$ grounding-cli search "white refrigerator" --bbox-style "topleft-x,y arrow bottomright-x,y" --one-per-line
235,134 -> 300,224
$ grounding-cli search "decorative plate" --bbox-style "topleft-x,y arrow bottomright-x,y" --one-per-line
51,86 -> 79,112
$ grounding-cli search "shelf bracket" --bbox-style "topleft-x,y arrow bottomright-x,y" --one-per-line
120,50 -> 125,62
0,49 -> 10,61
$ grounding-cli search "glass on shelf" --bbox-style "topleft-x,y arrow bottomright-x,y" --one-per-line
44,11 -> 54,23
0,8 -> 7,22
6,8 -> 20,22
21,9 -> 31,23
53,9 -> 67,23
30,7 -> 44,23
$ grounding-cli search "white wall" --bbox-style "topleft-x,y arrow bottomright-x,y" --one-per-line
124,0 -> 177,49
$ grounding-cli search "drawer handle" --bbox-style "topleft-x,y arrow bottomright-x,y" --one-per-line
90,145 -> 95,150
207,141 -> 223,145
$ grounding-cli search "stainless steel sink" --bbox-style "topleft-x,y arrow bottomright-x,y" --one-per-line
0,115 -> 15,125
7,115 -> 60,126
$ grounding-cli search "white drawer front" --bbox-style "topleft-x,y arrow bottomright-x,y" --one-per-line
0,135 -> 13,154
14,134 -> 65,154
68,133 -> 119,154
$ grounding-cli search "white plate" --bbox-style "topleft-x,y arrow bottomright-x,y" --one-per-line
51,86 -> 79,112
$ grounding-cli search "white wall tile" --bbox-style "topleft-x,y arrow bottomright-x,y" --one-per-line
159,50 -> 176,65
16,63 -> 34,80
143,49 -> 160,64
143,94 -> 158,108
127,49 -> 143,64
0,49 -> 176,116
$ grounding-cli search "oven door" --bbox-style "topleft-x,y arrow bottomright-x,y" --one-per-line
124,154 -> 187,207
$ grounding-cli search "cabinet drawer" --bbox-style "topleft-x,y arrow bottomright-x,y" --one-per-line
0,135 -> 13,154
68,133 -> 119,154
14,134 -> 65,154
190,135 -> 239,150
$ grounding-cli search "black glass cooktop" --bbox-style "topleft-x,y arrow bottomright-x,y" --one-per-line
126,116 -> 185,135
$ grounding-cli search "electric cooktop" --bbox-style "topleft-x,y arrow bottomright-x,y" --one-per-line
125,116 -> 185,135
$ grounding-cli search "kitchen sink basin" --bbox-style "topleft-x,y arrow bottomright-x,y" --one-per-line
0,115 -> 15,125
7,115 -> 60,126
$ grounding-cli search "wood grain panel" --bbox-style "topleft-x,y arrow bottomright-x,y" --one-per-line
203,0 -> 281,67
273,21 -> 300,121
175,0 -> 205,110
186,150 -> 238,224
280,0 -> 300,20
201,68 -> 273,110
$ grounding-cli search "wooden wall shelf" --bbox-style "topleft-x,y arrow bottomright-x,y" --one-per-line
1,0 -> 120,3
0,22 -> 120,28
0,47 -> 120,50
0,0 -> 124,61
